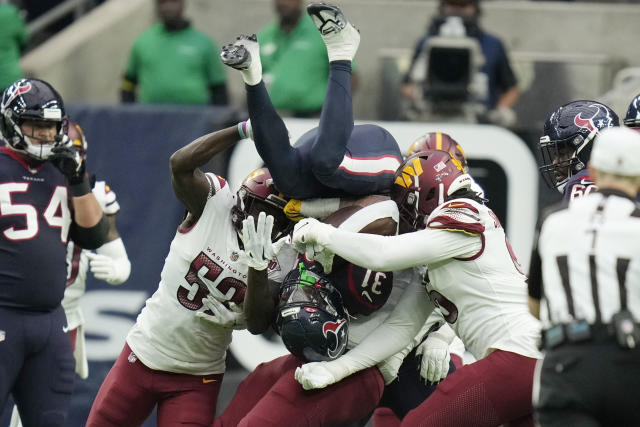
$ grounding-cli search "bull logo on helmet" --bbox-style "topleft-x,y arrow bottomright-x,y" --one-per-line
323,318 -> 347,358
574,104 -> 615,133
2,80 -> 32,109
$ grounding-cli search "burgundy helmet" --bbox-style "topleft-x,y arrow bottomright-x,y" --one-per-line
406,131 -> 468,172
66,120 -> 88,161
231,168 -> 293,241
391,150 -> 472,233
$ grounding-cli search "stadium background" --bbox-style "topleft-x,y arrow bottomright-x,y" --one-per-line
2,0 -> 639,425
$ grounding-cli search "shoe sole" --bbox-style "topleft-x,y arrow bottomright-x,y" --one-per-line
221,44 -> 251,70
306,3 -> 347,36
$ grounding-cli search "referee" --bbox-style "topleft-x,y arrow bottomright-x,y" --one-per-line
528,126 -> 640,427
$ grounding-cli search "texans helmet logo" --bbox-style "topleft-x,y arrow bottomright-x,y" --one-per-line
323,318 -> 347,358
574,104 -> 615,133
2,80 -> 32,108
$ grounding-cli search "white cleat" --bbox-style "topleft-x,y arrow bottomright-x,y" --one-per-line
306,3 -> 360,62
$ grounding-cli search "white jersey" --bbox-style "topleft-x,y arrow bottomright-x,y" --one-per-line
536,190 -> 640,327
62,180 -> 121,329
126,174 -> 285,375
424,199 -> 542,360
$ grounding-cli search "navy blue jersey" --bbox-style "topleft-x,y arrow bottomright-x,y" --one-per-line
0,148 -> 71,310
562,170 -> 596,202
299,255 -> 393,316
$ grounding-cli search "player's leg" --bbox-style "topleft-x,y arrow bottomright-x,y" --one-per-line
156,372 -> 224,427
85,342 -> 158,427
0,308 -> 25,417
401,350 -> 537,427
214,354 -> 303,427
238,365 -> 384,427
11,307 -> 75,427
220,35 -> 302,197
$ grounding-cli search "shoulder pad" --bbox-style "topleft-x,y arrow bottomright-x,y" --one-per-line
427,199 -> 485,236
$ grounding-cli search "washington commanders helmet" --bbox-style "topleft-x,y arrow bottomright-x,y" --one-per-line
67,120 -> 88,161
276,264 -> 349,362
231,168 -> 293,241
0,78 -> 67,160
391,150 -> 472,233
539,100 -> 618,189
624,93 -> 640,129
406,131 -> 468,172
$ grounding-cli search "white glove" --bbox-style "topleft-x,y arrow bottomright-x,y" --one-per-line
294,362 -> 338,390
292,218 -> 336,273
237,212 -> 287,270
87,238 -> 131,285
416,327 -> 454,383
196,294 -> 246,330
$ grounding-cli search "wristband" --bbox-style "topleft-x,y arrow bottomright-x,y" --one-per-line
69,173 -> 91,197
238,121 -> 249,140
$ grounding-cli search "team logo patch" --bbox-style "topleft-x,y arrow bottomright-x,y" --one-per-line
574,104 -> 615,133
3,80 -> 32,107
128,352 -> 137,363
0,330 -> 5,342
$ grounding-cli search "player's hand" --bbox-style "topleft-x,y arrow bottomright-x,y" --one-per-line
294,362 -> 337,390
284,199 -> 305,222
50,136 -> 85,184
196,294 -> 246,330
87,252 -> 129,285
238,212 -> 287,271
416,330 -> 451,383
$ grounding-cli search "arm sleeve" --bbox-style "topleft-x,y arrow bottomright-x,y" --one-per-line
69,215 -> 109,250
323,227 -> 482,271
323,279 -> 434,381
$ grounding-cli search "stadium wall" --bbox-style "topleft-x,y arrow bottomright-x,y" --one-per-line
19,0 -> 640,120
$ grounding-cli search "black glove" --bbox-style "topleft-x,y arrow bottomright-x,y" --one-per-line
51,143 -> 90,197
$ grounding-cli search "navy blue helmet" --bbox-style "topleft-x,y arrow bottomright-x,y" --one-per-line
624,93 -> 640,128
276,264 -> 349,362
539,100 -> 618,189
0,78 -> 67,160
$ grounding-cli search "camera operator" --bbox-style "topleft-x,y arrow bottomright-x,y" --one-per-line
401,0 -> 518,126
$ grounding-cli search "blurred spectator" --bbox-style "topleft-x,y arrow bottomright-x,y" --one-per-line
259,0 -> 357,118
0,1 -> 27,92
401,0 -> 518,126
120,0 -> 228,105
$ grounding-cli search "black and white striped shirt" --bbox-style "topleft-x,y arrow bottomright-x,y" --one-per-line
529,189 -> 640,327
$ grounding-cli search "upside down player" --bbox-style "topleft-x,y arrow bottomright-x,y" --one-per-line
538,100 -> 618,201
221,3 -> 402,199
9,121 -> 131,427
0,78 -> 109,426
294,150 -> 542,426
86,125 -> 294,426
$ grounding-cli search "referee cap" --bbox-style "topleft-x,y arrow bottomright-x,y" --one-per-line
590,127 -> 640,176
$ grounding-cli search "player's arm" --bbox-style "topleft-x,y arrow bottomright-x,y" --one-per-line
244,268 -> 280,334
527,230 -> 543,319
169,126 -> 243,218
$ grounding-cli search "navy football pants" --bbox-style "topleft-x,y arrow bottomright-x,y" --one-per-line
0,305 -> 74,427
246,61 -> 402,199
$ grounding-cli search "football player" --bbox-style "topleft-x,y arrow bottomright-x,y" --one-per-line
85,125 -> 294,426
539,100 -> 619,201
293,150 -> 542,426
624,92 -> 640,131
0,79 -> 108,426
9,121 -> 131,427
221,3 -> 403,199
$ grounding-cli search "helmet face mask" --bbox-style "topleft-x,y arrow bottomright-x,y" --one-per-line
276,265 -> 349,362
539,100 -> 618,190
231,168 -> 292,242
0,79 -> 67,161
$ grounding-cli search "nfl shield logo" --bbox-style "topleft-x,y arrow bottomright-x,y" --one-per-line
128,352 -> 137,363
0,330 -> 5,342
